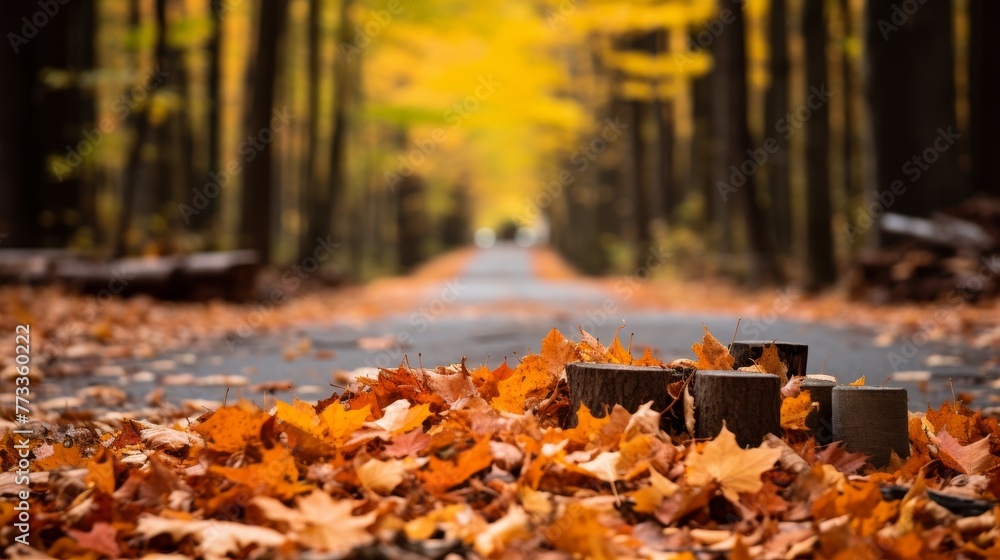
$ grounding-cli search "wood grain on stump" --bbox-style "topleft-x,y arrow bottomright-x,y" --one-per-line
693,370 -> 781,447
730,341 -> 808,377
565,363 -> 686,430
832,386 -> 909,467
802,376 -> 836,444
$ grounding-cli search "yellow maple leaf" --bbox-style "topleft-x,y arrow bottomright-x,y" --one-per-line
684,423 -> 781,502
848,376 -> 866,386
275,398 -> 324,438
691,326 -> 735,370
320,401 -> 371,444
780,390 -> 815,431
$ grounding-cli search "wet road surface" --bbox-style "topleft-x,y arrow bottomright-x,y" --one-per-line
52,244 -> 998,412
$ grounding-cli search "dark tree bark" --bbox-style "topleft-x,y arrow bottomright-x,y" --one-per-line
838,0 -> 862,236
195,0 -> 224,236
0,1 -> 36,247
804,0 -> 837,288
629,97 -> 653,269
116,0 -> 146,257
693,370 -> 781,447
691,72 -> 715,239
832,386 -> 909,467
315,0 -> 354,255
802,376 -> 835,444
0,0 -> 95,248
239,0 -> 289,263
565,363 -> 686,431
396,175 -> 426,271
765,0 -> 791,255
299,0 -> 324,260
864,0 -> 963,226
715,0 -> 783,285
968,0 -> 1000,197
653,31 -> 677,222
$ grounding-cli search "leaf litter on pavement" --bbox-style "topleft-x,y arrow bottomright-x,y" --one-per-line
2,326 -> 1000,559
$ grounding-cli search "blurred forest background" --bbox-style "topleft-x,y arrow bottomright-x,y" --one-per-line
1,0 -> 998,291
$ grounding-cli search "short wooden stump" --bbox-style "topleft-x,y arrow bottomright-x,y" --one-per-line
730,341 -> 809,377
802,376 -> 836,444
832,386 -> 909,467
565,363 -> 686,430
693,370 -> 781,447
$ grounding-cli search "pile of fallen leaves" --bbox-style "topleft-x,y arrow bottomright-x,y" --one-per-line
2,328 -> 999,558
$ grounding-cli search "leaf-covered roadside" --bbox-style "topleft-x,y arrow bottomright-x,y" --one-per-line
2,328 -> 1000,559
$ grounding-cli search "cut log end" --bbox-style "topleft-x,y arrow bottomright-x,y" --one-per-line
565,363 -> 686,431
832,386 -> 909,468
693,370 -> 781,447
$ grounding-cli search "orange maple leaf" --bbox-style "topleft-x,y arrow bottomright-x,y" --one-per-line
210,445 -> 310,499
192,401 -> 268,454
780,390 -> 814,431
633,347 -> 663,367
691,326 -> 735,370
606,325 -> 632,364
492,354 -> 553,413
421,438 -> 493,495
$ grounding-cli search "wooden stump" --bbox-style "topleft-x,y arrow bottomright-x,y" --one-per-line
802,376 -> 836,444
730,341 -> 808,377
693,370 -> 781,447
565,363 -> 686,430
832,386 -> 909,467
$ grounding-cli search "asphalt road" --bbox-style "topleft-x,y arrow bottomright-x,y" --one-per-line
52,244 -> 998,413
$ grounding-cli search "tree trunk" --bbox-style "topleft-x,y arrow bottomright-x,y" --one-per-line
300,0 -> 324,260
316,0 -> 354,257
715,0 -> 783,285
630,98 -> 652,269
197,0 -> 224,237
765,0 -> 791,255
396,175 -> 425,271
804,0 -> 837,288
0,0 -> 95,249
116,0 -> 146,257
968,0 -> 1000,197
240,0 -> 289,263
864,0 -> 962,224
